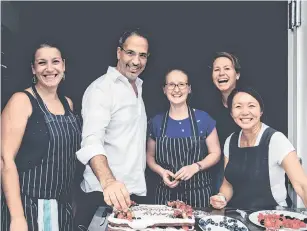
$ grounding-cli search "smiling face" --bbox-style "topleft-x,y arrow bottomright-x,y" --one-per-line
231,92 -> 263,131
163,70 -> 191,106
32,46 -> 65,88
116,34 -> 149,82
212,57 -> 239,93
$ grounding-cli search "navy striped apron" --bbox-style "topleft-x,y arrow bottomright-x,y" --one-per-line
155,107 -> 213,208
1,85 -> 82,231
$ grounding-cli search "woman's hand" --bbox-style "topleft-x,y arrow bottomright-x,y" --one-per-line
10,216 -> 28,231
210,193 -> 227,209
174,164 -> 199,181
162,170 -> 179,188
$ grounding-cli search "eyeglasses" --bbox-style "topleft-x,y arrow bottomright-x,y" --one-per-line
165,82 -> 189,90
120,47 -> 150,59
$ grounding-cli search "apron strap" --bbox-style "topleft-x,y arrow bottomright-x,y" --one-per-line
258,126 -> 276,147
31,83 -> 70,116
161,110 -> 169,137
188,107 -> 199,137
161,107 -> 199,137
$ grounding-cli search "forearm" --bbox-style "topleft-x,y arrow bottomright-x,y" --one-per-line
219,179 -> 233,203
1,161 -> 25,218
293,184 -> 307,207
198,152 -> 221,171
89,155 -> 116,189
147,155 -> 165,177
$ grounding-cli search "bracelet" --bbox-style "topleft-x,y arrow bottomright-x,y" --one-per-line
195,162 -> 202,171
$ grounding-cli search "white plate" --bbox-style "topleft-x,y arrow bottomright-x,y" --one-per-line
198,215 -> 249,231
248,210 -> 307,230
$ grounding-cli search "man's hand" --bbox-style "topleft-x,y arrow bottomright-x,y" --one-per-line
174,164 -> 199,181
162,170 -> 179,188
103,180 -> 131,211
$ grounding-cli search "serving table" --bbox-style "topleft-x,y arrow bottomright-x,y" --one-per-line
87,206 -> 307,231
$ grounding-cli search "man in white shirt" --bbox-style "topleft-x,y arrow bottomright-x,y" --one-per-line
75,29 -> 150,230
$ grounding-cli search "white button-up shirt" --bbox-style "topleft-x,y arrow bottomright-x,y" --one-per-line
76,66 -> 147,196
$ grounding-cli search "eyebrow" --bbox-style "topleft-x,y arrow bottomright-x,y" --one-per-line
214,65 -> 232,68
125,48 -> 148,53
36,57 -> 61,61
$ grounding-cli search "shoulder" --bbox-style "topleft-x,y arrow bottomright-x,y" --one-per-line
194,109 -> 215,120
224,132 -> 236,157
64,96 -> 74,111
86,73 -> 113,93
270,130 -> 295,151
149,113 -> 165,127
3,92 -> 32,117
193,109 -> 216,129
225,132 -> 236,144
82,73 -> 114,101
271,131 -> 290,142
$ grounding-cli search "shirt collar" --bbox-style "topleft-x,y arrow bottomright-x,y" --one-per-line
107,66 -> 143,87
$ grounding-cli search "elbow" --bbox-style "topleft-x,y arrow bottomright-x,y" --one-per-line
1,156 -> 17,173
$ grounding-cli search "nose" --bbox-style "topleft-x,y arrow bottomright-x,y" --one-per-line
219,69 -> 225,75
131,55 -> 141,66
173,85 -> 180,92
241,106 -> 249,115
46,63 -> 54,72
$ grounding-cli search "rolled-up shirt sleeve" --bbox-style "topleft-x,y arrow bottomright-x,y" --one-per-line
76,83 -> 111,165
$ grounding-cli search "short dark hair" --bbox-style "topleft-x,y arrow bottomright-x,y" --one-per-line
118,28 -> 149,48
210,52 -> 241,73
227,86 -> 265,112
32,42 -> 64,64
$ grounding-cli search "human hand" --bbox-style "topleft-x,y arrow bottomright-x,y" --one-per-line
210,193 -> 227,209
10,216 -> 28,231
103,180 -> 131,211
162,170 -> 179,188
174,164 -> 199,181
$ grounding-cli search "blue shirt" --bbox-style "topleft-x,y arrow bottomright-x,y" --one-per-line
148,109 -> 216,140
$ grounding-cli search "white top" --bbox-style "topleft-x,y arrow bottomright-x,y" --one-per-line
76,66 -> 147,195
224,123 -> 297,206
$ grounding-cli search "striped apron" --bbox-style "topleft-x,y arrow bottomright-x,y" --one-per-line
155,107 -> 213,208
1,85 -> 82,231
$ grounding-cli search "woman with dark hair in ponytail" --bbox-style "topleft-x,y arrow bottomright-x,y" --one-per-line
210,87 -> 307,209
146,69 -> 221,207
1,42 -> 82,231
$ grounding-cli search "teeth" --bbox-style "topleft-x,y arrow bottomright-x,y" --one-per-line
240,118 -> 252,123
218,79 -> 228,83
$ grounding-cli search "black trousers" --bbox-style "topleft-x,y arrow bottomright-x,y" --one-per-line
73,189 -> 147,231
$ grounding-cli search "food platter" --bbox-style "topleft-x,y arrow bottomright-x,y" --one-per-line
248,210 -> 307,230
198,215 -> 248,231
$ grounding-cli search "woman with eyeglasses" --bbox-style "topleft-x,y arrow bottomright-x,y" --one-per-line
146,69 -> 221,207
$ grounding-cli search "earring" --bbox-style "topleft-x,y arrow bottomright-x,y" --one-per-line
32,75 -> 37,84
62,73 -> 65,81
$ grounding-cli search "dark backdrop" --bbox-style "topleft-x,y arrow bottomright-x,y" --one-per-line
2,1 -> 288,203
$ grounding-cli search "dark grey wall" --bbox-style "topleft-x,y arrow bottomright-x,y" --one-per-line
3,1 -> 288,136
2,0 -> 288,204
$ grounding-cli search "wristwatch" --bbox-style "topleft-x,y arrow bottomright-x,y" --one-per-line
195,162 -> 202,171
